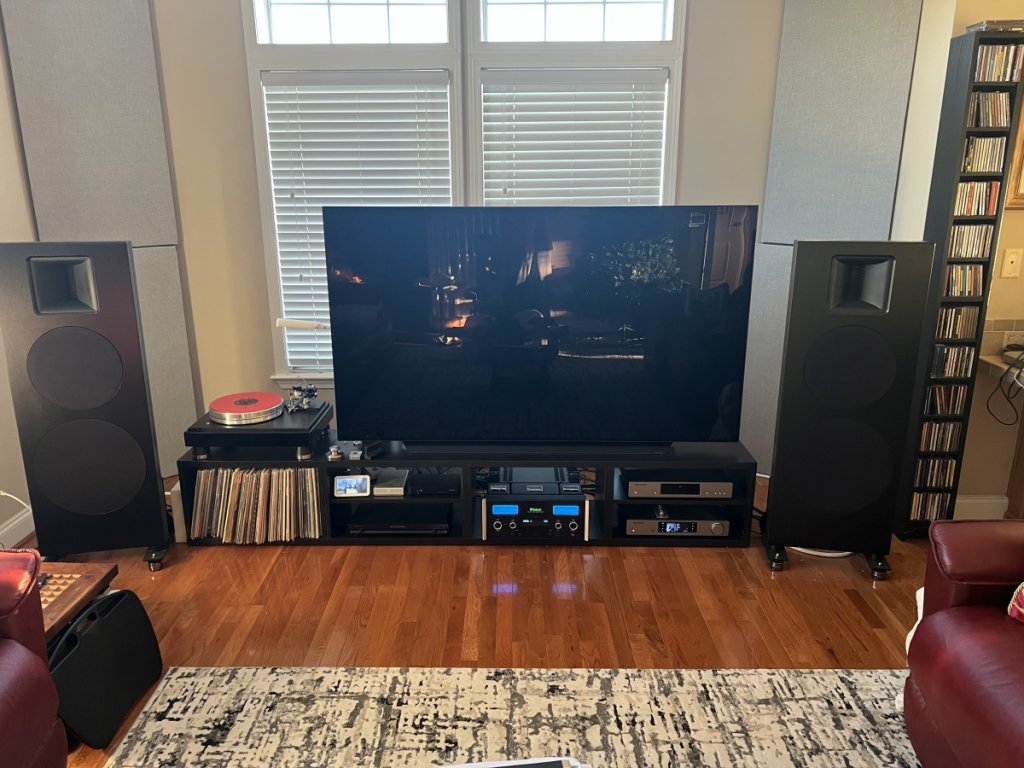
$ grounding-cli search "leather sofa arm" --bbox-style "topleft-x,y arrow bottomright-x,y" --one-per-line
923,519 -> 1024,617
0,549 -> 48,661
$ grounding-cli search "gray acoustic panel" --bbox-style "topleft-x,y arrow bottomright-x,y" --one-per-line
739,243 -> 794,474
1,0 -> 177,247
131,246 -> 198,477
761,0 -> 922,245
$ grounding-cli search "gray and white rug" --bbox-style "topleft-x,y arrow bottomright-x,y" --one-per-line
106,667 -> 916,768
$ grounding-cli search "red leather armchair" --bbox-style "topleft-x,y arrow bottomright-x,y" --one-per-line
0,549 -> 67,768
905,520 -> 1024,768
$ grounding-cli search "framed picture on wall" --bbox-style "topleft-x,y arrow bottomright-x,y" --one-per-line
1009,116 -> 1024,209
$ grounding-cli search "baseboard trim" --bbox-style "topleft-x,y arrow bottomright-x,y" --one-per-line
953,494 -> 1009,520
0,506 -> 34,548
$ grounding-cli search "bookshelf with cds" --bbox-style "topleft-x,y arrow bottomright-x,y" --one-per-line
900,29 -> 1024,536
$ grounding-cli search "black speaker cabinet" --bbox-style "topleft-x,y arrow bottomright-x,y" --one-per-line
49,590 -> 163,748
0,242 -> 168,558
764,241 -> 938,576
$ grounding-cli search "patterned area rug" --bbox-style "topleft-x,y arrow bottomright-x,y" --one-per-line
106,667 -> 916,768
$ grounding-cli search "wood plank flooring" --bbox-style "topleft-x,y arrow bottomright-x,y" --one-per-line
63,532 -> 929,767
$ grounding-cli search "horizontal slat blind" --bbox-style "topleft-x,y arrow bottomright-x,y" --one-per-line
262,72 -> 452,369
481,69 -> 668,206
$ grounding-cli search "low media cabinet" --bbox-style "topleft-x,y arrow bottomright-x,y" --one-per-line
177,440 -> 756,548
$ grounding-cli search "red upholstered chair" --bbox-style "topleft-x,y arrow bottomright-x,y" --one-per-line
0,549 -> 67,768
904,519 -> 1024,768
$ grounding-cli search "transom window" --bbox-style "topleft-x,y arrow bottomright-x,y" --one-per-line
255,0 -> 450,44
483,0 -> 673,43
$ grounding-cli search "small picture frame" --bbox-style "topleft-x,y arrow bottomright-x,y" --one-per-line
333,474 -> 371,498
1008,116 -> 1024,209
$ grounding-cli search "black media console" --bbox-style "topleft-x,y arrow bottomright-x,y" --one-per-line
177,439 -> 755,547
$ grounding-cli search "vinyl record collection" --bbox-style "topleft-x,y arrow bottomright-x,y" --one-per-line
189,467 -> 323,543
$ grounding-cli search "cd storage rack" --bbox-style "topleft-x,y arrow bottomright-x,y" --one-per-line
899,30 -> 1024,536
177,440 -> 756,547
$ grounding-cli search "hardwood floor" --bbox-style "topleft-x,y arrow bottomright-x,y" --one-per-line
63,531 -> 929,767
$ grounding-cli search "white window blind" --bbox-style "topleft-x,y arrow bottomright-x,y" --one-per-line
481,69 -> 668,207
262,71 -> 452,369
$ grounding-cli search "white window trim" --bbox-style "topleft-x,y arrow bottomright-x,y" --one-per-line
241,0 -> 686,377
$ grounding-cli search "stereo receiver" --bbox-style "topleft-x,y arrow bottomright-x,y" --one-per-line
482,497 -> 589,542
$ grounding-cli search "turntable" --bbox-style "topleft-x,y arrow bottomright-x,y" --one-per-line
184,392 -> 333,460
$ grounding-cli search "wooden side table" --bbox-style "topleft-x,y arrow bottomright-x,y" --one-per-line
38,562 -> 118,642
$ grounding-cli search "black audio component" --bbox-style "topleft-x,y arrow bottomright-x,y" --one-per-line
764,241 -> 938,578
48,590 -> 162,748
406,470 -> 461,497
348,504 -> 450,536
184,400 -> 333,459
0,242 -> 169,562
482,496 -> 589,542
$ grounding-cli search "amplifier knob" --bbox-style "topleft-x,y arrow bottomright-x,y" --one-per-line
493,521 -> 502,531
710,522 -> 724,535
568,521 -> 579,531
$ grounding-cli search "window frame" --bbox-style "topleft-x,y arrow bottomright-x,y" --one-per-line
241,0 -> 685,377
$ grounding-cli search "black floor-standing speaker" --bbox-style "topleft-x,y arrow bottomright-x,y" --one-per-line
764,240 -> 939,578
0,242 -> 169,566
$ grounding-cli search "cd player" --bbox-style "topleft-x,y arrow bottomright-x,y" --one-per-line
627,480 -> 733,499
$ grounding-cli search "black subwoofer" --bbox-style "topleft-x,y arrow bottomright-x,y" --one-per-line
764,241 -> 938,576
0,242 -> 168,557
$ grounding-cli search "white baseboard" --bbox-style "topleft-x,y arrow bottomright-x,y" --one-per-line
953,494 -> 1009,520
0,506 -> 34,548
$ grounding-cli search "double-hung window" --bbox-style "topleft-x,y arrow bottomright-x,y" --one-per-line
244,0 -> 684,375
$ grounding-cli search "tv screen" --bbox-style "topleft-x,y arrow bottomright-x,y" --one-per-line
323,205 -> 756,444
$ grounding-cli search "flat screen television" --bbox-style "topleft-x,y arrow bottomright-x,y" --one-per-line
323,205 -> 756,445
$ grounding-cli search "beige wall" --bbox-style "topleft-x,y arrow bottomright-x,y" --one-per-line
677,0 -> 784,205
952,0 -> 1024,35
0,22 -> 34,533
151,0 -> 274,404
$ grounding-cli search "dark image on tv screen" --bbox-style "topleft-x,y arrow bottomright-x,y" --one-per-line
323,205 -> 756,445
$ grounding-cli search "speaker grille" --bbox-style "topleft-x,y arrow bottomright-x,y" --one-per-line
781,418 -> 893,516
27,327 -> 123,410
803,326 -> 896,409
32,420 -> 147,516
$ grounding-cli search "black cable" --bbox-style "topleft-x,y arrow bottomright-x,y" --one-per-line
986,349 -> 1024,426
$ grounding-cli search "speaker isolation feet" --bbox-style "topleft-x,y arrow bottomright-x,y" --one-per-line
144,546 -> 168,572
865,553 -> 891,581
765,543 -> 788,571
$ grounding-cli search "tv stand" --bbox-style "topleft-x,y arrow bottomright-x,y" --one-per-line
177,439 -> 756,548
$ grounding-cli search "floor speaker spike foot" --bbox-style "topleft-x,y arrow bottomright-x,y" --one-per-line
144,546 -> 168,572
766,543 -> 788,571
866,553 -> 891,580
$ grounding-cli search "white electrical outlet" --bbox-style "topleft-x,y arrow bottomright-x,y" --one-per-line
1001,248 -> 1023,278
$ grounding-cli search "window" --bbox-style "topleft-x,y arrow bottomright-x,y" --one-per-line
482,0 -> 673,43
481,69 -> 668,205
244,0 -> 682,374
255,0 -> 450,44
263,72 -> 452,368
